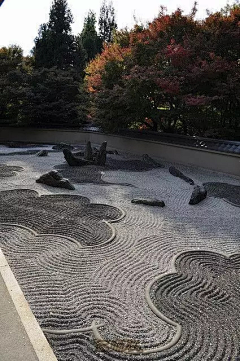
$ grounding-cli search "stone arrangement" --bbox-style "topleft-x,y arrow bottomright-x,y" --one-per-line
63,141 -> 108,167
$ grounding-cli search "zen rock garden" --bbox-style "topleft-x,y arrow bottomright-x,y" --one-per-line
0,140 -> 239,361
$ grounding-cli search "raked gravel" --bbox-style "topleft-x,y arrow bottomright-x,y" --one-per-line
0,147 -> 239,361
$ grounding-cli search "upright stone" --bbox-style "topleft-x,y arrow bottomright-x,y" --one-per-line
96,141 -> 107,166
84,141 -> 93,160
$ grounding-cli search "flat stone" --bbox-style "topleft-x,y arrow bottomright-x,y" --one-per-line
36,170 -> 75,190
169,166 -> 194,185
131,198 -> 165,207
189,185 -> 207,205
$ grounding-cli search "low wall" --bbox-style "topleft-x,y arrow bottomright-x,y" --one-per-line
0,127 -> 239,177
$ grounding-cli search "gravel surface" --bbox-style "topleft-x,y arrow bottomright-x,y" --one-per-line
0,164 -> 23,177
0,147 -> 239,361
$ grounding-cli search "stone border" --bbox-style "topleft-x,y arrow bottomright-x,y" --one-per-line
0,249 -> 58,361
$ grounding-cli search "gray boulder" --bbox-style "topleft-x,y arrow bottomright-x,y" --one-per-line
36,170 -> 75,190
189,185 -> 207,205
169,166 -> 194,185
131,198 -> 165,207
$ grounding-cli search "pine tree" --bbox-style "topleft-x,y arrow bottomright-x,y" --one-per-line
99,1 -> 117,43
34,0 -> 86,72
80,11 -> 102,62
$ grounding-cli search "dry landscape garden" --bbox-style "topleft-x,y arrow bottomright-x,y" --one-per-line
0,0 -> 240,360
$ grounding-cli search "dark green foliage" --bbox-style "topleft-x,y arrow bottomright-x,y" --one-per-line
80,11 -> 102,62
0,46 -> 26,124
33,0 -> 86,74
20,67 -> 88,127
99,1 -> 117,43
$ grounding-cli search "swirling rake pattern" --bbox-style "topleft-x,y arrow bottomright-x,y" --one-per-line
0,155 -> 240,361
0,216 -> 240,361
0,189 -> 124,246
0,164 -> 23,177
150,250 -> 240,361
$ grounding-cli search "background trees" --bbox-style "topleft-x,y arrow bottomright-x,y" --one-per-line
0,1 -> 239,139
30,0 -> 88,127
80,11 -> 102,62
99,1 -> 117,43
0,46 -> 26,124
33,0 -> 85,71
86,3 -> 240,139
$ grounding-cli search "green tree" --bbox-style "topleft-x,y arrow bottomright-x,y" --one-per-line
33,0 -> 86,73
80,11 -> 102,62
0,46 -> 26,124
99,1 -> 117,43
21,67 -> 88,127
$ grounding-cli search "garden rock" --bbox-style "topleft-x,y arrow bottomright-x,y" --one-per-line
131,198 -> 165,207
169,166 -> 194,185
189,185 -> 207,205
96,141 -> 107,166
36,170 -> 75,190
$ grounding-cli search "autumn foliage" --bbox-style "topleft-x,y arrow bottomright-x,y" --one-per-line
86,3 -> 240,138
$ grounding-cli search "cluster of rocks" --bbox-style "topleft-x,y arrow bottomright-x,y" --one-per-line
131,163 -> 207,208
63,141 -> 108,167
